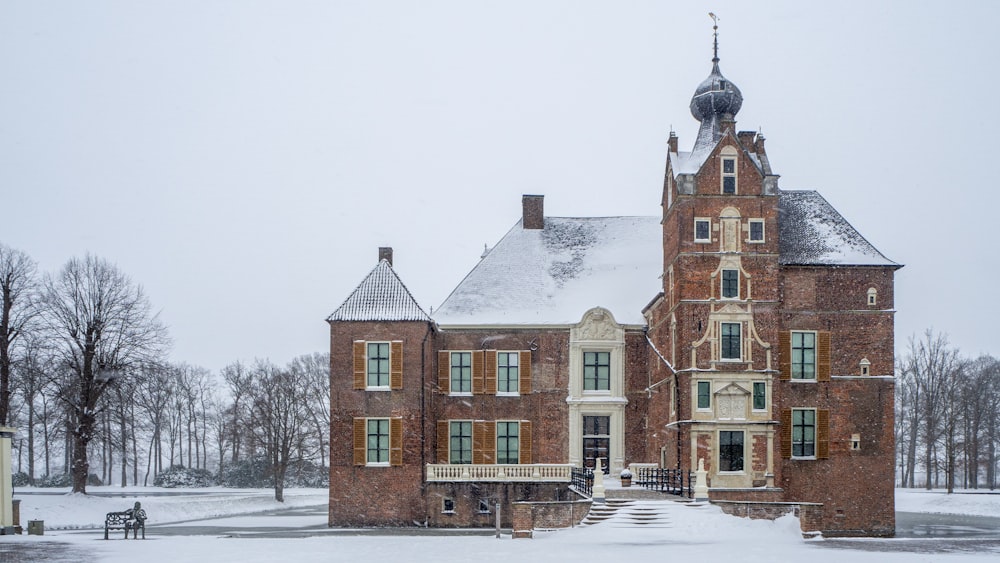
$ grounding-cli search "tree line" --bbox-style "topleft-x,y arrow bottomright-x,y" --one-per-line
896,330 -> 1000,491
0,243 -> 329,501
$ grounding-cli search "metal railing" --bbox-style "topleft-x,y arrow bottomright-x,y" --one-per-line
570,466 -> 594,497
635,467 -> 694,497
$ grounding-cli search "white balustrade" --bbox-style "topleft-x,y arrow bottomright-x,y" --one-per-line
425,464 -> 574,482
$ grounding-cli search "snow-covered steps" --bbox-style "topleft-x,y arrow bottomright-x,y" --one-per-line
581,499 -> 681,529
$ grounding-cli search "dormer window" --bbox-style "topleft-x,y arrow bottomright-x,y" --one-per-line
721,269 -> 739,299
722,157 -> 737,194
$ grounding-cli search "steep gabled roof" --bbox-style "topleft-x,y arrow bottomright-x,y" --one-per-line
778,191 -> 899,267
327,260 -> 431,322
433,216 -> 662,326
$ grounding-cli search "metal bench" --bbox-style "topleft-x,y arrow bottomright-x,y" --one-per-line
104,502 -> 146,539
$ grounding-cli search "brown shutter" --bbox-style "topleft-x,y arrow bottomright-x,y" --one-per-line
353,418 -> 366,465
778,332 -> 790,381
817,332 -> 831,382
520,420 -> 532,464
390,417 -> 403,466
437,420 -> 449,463
438,351 -> 450,394
353,341 -> 366,390
472,350 -> 485,394
484,350 -> 497,395
390,341 -> 403,389
472,421 -> 487,464
816,409 -> 830,459
519,350 -> 532,394
780,409 -> 792,459
483,422 -> 496,465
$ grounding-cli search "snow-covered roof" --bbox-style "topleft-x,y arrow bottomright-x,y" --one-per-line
327,260 -> 431,322
433,217 -> 662,326
778,191 -> 899,267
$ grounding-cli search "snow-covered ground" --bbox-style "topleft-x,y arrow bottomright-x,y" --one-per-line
4,488 -> 998,562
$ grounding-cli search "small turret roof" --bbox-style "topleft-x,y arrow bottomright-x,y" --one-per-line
327,260 -> 431,322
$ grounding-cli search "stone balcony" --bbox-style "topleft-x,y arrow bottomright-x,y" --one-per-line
425,463 -> 574,482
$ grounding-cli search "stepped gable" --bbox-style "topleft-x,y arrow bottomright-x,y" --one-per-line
778,190 -> 900,267
327,259 -> 430,322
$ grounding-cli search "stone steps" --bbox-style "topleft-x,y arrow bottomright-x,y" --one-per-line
581,498 -> 682,528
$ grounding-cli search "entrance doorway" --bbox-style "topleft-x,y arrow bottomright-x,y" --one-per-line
583,415 -> 610,474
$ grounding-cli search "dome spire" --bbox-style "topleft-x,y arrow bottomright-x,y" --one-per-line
710,12 -> 720,63
688,13 -> 743,155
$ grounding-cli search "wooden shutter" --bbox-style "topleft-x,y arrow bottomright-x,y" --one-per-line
817,332 -> 831,382
485,350 -> 497,394
779,409 -> 792,459
437,420 -> 449,463
438,351 -> 450,394
520,420 -> 532,464
519,351 -> 532,394
482,422 -> 496,464
472,351 -> 485,394
353,341 -> 366,390
472,421 -> 487,464
353,418 -> 366,466
816,409 -> 830,459
390,417 -> 403,466
390,341 -> 403,389
778,332 -> 790,381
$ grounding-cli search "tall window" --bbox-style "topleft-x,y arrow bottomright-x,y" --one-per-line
695,218 -> 711,243
496,421 -> 520,464
583,351 -> 610,391
367,342 -> 390,388
697,381 -> 711,409
367,418 -> 390,464
449,421 -> 472,464
722,158 -> 737,194
792,409 -> 816,457
749,219 -> 765,242
721,323 -> 741,360
791,332 -> 816,380
450,352 -> 472,393
753,382 -> 766,410
719,430 -> 744,471
582,416 -> 610,473
497,352 -> 519,394
721,269 -> 739,299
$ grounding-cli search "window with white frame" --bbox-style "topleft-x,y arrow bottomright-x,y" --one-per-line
450,352 -> 472,394
697,381 -> 711,410
449,421 -> 472,464
752,382 -> 766,410
719,430 -> 744,471
721,269 -> 739,299
749,219 -> 765,242
792,409 -> 816,458
366,342 -> 390,388
496,421 -> 520,464
722,157 -> 737,194
791,331 -> 817,380
497,351 -> 519,394
583,351 -> 610,391
695,218 -> 711,243
721,323 -> 741,360
366,418 -> 390,465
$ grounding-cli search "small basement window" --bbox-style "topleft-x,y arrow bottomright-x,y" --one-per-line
442,498 -> 455,513
478,499 -> 492,514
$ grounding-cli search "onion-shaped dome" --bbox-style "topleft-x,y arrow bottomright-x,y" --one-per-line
689,61 -> 743,122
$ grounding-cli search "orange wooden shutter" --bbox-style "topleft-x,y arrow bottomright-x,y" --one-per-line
353,418 -> 366,465
817,409 -> 830,459
390,417 -> 403,466
779,409 -> 792,459
483,422 -> 496,465
520,421 -> 532,464
438,351 -> 450,394
817,332 -> 831,382
437,421 -> 449,463
390,341 -> 403,389
485,350 -> 497,394
473,421 -> 487,464
778,332 -> 790,381
472,351 -> 485,394
519,351 -> 532,393
353,341 -> 366,390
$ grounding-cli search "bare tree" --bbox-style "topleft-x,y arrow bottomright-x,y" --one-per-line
289,352 -> 329,469
247,359 -> 310,502
0,243 -> 39,425
42,254 -> 168,493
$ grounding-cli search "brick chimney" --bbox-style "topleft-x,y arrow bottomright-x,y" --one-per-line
378,247 -> 393,266
667,131 -> 678,153
522,195 -> 544,230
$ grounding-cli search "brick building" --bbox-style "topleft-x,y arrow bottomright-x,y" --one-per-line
328,48 -> 899,537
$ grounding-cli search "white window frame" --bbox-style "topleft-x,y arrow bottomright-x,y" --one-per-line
582,350 -> 611,393
721,156 -> 738,194
449,351 -> 473,396
496,421 -> 520,464
720,322 -> 742,361
366,341 -> 391,390
694,218 -> 712,243
366,417 -> 390,467
721,269 -> 739,300
791,408 -> 817,460
752,381 -> 767,412
748,219 -> 765,243
791,331 -> 817,381
496,351 -> 520,396
696,381 -> 712,411
449,420 -> 472,465
718,430 -> 745,473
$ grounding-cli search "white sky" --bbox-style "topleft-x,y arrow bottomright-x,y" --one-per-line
2,1 -> 997,372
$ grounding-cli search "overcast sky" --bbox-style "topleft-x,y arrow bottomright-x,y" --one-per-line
2,1 -> 996,372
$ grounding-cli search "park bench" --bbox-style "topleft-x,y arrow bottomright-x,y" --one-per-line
104,503 -> 146,539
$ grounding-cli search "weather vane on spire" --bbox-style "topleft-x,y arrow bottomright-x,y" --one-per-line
709,12 -> 720,63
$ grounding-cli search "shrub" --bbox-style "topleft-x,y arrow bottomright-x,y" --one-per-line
154,465 -> 216,488
11,472 -> 29,487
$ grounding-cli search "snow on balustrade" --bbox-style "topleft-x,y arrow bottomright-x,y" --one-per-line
425,464 -> 574,482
